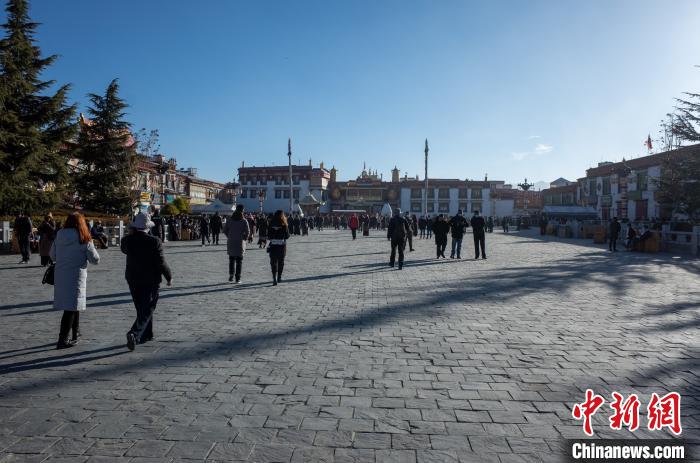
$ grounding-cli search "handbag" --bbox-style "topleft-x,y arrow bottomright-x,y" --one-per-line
42,264 -> 55,285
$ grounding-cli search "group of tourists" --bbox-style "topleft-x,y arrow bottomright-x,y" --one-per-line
383,209 -> 488,269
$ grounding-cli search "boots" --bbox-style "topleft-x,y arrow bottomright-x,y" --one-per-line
272,273 -> 277,286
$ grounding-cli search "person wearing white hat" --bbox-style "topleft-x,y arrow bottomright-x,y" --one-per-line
120,212 -> 172,351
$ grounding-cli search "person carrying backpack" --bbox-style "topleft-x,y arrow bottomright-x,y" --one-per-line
387,209 -> 410,269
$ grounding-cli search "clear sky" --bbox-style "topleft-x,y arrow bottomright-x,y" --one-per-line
10,0 -> 700,186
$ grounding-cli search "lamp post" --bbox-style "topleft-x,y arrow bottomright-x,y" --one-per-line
258,188 -> 266,213
288,138 -> 293,214
424,139 -> 429,217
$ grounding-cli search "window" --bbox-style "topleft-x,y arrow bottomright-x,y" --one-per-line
411,188 -> 422,199
471,201 -> 482,212
240,189 -> 247,199
293,190 -> 299,199
438,202 -> 449,212
602,177 -> 611,195
562,193 -> 574,205
411,202 -> 422,212
588,179 -> 596,195
635,200 -> 648,220
458,188 -> 468,199
248,188 -> 256,198
438,188 -> 450,199
471,188 -> 482,199
283,190 -> 290,199
293,176 -> 300,185
275,176 -> 282,185
427,189 -> 435,199
427,203 -> 434,212
275,189 -> 282,199
459,202 -> 468,211
636,171 -> 648,191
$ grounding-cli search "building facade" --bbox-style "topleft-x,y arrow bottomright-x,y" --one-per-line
236,162 -> 331,213
578,145 -> 699,221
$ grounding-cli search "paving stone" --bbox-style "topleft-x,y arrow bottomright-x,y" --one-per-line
0,231 -> 697,461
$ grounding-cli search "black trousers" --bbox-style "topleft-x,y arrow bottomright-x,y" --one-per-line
435,237 -> 447,257
609,235 -> 618,251
212,231 -> 220,244
406,232 -> 413,250
58,311 -> 80,342
18,235 -> 30,261
269,245 -> 286,277
474,232 -> 486,258
201,230 -> 210,245
229,256 -> 242,280
351,229 -> 357,239
390,238 -> 406,267
41,255 -> 53,266
128,284 -> 159,343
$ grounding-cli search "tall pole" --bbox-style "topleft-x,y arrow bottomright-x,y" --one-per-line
424,139 -> 429,217
288,138 -> 293,214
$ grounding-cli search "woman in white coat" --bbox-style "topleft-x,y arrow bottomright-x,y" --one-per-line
50,213 -> 100,349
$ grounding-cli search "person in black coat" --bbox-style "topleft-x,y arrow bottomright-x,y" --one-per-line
609,217 -> 621,252
471,210 -> 487,259
199,214 -> 210,246
432,215 -> 450,259
387,209 -> 410,269
120,213 -> 172,351
268,210 -> 291,285
14,212 -> 34,264
151,209 -> 165,242
449,210 -> 469,259
210,212 -> 223,245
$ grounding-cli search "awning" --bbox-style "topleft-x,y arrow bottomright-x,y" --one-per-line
542,205 -> 598,218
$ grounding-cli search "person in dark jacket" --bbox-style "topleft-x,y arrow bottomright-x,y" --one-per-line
210,212 -> 223,245
199,214 -> 210,246
151,209 -> 165,241
432,215 -> 450,258
387,209 -> 410,269
268,210 -> 291,285
471,210 -> 487,259
257,214 -> 269,248
38,214 -> 56,266
426,215 -> 433,239
609,217 -> 621,252
120,212 -> 172,351
14,212 -> 34,264
449,210 -> 469,259
224,205 -> 250,283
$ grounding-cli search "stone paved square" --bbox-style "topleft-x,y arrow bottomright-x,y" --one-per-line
0,229 -> 698,462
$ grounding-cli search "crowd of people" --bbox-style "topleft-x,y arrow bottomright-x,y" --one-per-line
9,204 -> 674,353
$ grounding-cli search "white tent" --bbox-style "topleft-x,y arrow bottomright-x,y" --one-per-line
190,200 -> 235,215
380,203 -> 393,217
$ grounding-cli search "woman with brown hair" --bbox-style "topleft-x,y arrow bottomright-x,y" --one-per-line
50,212 -> 100,349
268,210 -> 290,286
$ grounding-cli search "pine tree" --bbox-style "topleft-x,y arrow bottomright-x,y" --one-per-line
74,79 -> 136,215
0,0 -> 76,215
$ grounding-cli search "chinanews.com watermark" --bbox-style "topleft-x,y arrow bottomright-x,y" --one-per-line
565,390 -> 691,462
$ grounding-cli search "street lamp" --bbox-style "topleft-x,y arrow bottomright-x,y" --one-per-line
287,138 -> 293,214
424,139 -> 429,217
258,188 -> 266,213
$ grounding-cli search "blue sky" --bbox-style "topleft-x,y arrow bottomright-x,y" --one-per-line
12,0 -> 700,186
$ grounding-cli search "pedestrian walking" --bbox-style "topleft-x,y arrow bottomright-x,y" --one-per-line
404,213 -> 414,251
38,213 -> 56,267
199,214 -> 210,246
609,217 -> 621,252
503,217 -> 509,233
120,212 -> 172,351
348,213 -> 359,240
257,214 -> 269,248
426,216 -> 433,239
151,209 -> 165,241
268,210 -> 291,286
13,212 -> 34,264
471,210 -> 487,259
224,205 -> 250,283
210,212 -> 223,245
449,210 -> 469,259
433,215 -> 449,258
387,209 -> 410,269
50,213 -> 100,349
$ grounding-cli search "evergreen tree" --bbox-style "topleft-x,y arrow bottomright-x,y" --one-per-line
0,0 -> 76,215
74,79 -> 136,215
